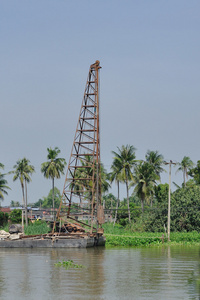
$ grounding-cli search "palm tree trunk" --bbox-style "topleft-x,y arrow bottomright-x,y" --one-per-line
184,168 -> 186,187
114,180 -> 120,225
25,180 -> 28,226
52,177 -> 55,221
21,182 -> 25,233
126,180 -> 131,222
150,193 -> 153,207
141,194 -> 145,214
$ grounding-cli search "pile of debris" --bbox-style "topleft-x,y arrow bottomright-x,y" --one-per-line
0,230 -> 10,240
0,224 -> 23,241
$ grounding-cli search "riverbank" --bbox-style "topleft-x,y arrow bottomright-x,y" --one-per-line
103,224 -> 200,247
1,222 -> 200,247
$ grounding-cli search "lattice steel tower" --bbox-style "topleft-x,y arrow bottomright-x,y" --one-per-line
54,60 -> 104,233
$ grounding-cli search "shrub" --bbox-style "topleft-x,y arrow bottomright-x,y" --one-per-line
117,203 -> 142,225
9,209 -> 22,223
170,186 -> 200,231
0,211 -> 8,227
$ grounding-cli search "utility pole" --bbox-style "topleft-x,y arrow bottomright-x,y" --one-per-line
165,160 -> 176,241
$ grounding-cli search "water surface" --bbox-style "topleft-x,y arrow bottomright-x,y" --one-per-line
0,246 -> 199,299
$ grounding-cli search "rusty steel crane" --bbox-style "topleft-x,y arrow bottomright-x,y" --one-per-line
52,60 -> 105,237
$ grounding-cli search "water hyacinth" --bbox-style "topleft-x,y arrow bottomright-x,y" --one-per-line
55,260 -> 85,269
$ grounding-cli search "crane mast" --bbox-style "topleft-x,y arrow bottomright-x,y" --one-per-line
53,60 -> 104,235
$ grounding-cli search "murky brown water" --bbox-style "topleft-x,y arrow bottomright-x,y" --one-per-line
0,246 -> 199,299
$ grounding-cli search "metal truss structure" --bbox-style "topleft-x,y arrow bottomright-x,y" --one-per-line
54,60 -> 104,234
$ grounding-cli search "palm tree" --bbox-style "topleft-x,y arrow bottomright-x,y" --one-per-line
24,161 -> 35,224
188,160 -> 200,185
13,158 -> 35,226
0,164 -> 10,203
70,167 -> 84,207
41,147 -> 66,220
145,150 -> 165,179
145,150 -> 165,206
112,145 -> 137,222
10,200 -> 21,207
102,193 -> 117,210
176,156 -> 194,187
100,163 -> 110,195
109,158 -> 122,225
72,156 -> 110,208
131,161 -> 158,213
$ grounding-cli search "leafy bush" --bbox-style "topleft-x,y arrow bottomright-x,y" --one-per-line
124,185 -> 200,233
116,203 -> 142,225
141,207 -> 168,232
126,218 -> 146,232
0,211 -> 8,227
9,209 -> 22,223
170,186 -> 200,231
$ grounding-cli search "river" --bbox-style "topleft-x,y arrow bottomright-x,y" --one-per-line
0,246 -> 199,299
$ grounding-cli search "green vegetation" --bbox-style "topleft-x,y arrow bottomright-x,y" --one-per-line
188,160 -> 200,184
110,183 -> 200,233
176,156 -> 194,187
103,193 -> 117,210
55,260 -> 85,269
24,220 -> 50,235
103,223 -> 200,247
131,161 -> 158,213
111,145 -> 137,222
9,209 -> 22,223
34,187 -> 62,208
41,147 -> 66,219
12,158 -> 35,226
105,234 -> 162,247
1,145 -> 200,247
0,223 -> 9,232
0,219 -> 50,235
0,211 -> 8,227
10,201 -> 21,207
0,163 -> 10,201
71,155 -> 110,206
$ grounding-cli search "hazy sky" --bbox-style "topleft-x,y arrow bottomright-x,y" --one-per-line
1,0 -> 200,206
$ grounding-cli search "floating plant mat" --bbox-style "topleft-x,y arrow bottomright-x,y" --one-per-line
55,260 -> 85,269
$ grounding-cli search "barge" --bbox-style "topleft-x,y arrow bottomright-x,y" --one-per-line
0,60 -> 106,248
0,233 -> 106,248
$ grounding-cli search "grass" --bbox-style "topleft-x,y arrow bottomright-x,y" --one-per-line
0,224 -> 9,232
24,220 -> 50,235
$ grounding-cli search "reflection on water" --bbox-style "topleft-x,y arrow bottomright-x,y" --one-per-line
0,246 -> 199,299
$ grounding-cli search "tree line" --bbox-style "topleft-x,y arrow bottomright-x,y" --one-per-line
0,144 -> 199,229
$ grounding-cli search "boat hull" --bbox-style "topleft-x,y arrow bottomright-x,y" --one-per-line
0,235 -> 106,248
